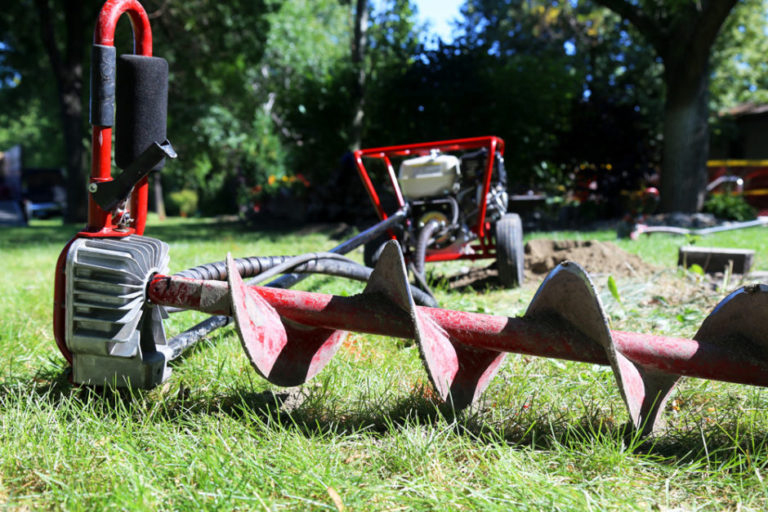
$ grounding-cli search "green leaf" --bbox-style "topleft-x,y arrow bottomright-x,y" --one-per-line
607,275 -> 622,304
688,264 -> 705,276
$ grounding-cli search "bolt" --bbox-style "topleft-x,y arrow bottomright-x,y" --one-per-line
88,183 -> 98,193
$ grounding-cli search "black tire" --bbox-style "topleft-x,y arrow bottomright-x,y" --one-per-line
495,213 -> 524,288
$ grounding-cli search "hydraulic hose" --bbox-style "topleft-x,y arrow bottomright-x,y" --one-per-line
172,252 -> 436,306
408,261 -> 437,304
414,219 -> 441,276
269,208 -> 407,289
175,252 -> 358,282
165,251 -> 438,359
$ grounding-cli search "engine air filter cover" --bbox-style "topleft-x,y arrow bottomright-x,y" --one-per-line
399,153 -> 460,199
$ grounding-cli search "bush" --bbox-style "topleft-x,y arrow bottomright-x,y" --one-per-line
702,194 -> 757,221
167,189 -> 199,217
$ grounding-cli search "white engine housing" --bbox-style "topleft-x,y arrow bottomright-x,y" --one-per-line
398,153 -> 460,199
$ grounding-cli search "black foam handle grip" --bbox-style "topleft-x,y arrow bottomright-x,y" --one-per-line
115,54 -> 168,171
90,44 -> 116,126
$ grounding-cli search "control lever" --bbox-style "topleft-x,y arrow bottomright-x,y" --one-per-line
90,140 -> 176,213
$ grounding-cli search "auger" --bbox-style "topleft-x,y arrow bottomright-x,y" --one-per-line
54,0 -> 768,437
58,230 -> 768,436
140,242 -> 766,435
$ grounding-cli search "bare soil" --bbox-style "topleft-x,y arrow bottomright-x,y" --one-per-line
524,239 -> 658,278
445,239 -> 659,290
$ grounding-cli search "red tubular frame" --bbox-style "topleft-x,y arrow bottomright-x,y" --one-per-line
89,0 -> 153,236
53,0 -> 154,363
353,136 -> 506,262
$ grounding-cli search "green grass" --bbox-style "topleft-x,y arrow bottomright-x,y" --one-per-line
2,216 -> 768,510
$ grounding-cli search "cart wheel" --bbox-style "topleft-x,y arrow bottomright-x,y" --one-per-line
495,213 -> 524,288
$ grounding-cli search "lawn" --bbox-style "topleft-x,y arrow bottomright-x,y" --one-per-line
1,216 -> 768,510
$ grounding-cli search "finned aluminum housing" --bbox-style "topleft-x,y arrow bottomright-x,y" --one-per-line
65,235 -> 171,388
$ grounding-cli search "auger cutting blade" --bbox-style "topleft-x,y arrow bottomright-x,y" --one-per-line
526,262 -> 679,434
694,284 -> 768,384
365,241 -> 505,409
227,254 -> 347,386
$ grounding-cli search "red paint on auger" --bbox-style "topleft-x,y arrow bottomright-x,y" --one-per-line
147,242 -> 768,435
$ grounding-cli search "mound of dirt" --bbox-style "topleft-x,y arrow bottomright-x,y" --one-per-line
525,239 -> 657,278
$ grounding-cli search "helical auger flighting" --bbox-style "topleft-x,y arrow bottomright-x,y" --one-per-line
143,240 -> 768,436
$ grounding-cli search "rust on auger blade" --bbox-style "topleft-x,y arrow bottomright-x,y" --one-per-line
146,240 -> 768,435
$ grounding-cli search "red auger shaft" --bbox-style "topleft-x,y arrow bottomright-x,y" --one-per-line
147,275 -> 768,389
147,242 -> 768,436
259,287 -> 768,388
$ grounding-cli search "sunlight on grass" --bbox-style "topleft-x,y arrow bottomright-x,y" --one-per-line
1,217 -> 767,509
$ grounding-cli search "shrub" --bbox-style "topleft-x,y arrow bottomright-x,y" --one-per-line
167,189 -> 199,217
702,194 -> 756,221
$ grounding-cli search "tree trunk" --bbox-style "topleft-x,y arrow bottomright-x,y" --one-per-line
350,0 -> 368,151
659,61 -> 710,213
60,79 -> 88,223
35,0 -> 88,224
153,172 -> 166,220
592,0 -> 737,214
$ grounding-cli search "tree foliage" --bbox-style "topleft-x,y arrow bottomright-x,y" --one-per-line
710,0 -> 768,110
0,5 -> 65,169
141,0 -> 273,214
0,0 -> 104,221
452,0 -> 664,209
1,0 -> 765,218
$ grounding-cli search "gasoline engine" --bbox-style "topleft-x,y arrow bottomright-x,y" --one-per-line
398,149 -> 509,256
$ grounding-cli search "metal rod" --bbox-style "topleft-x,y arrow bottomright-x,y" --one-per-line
149,277 -> 768,389
636,217 -> 768,237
